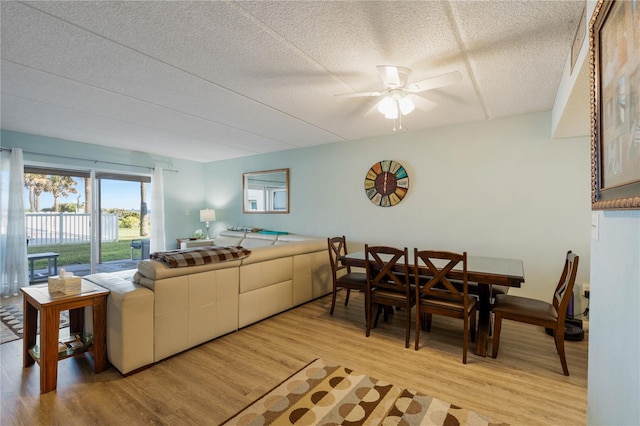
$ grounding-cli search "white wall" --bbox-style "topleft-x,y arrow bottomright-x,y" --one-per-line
588,211 -> 640,424
206,111 -> 592,305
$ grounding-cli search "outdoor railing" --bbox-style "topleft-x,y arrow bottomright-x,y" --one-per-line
26,213 -> 118,245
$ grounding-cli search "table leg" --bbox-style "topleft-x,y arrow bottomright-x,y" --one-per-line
92,296 -> 108,373
40,307 -> 61,393
475,283 -> 492,357
69,308 -> 84,335
22,299 -> 37,368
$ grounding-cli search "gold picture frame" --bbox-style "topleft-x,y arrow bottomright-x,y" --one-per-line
590,0 -> 640,209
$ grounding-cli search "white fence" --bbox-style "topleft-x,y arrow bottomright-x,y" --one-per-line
26,213 -> 119,245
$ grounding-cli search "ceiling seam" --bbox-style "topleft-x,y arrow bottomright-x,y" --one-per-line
1,60 -> 291,152
1,90 -> 270,155
17,1 -> 347,142
442,1 -> 490,121
229,1 -> 360,95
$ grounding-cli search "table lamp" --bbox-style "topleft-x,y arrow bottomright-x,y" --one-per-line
199,209 -> 216,239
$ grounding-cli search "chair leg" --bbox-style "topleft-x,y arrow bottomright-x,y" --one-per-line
415,305 -> 421,350
492,313 -> 503,358
330,287 -> 337,315
373,305 -> 382,328
404,304 -> 411,348
383,305 -> 392,322
554,328 -> 570,376
470,309 -> 477,343
366,301 -> 373,337
344,288 -> 351,306
426,313 -> 433,332
463,317 -> 468,364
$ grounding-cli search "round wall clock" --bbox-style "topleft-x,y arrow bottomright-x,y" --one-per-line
364,160 -> 409,207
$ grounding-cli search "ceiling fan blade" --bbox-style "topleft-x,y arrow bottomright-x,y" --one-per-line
377,65 -> 400,87
335,91 -> 384,98
408,94 -> 438,112
406,71 -> 462,93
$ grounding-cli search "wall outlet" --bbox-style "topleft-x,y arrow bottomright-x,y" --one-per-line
581,283 -> 590,297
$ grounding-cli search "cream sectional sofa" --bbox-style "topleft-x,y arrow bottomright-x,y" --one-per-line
85,231 -> 331,375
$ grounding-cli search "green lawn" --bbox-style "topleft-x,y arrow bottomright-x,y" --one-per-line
27,228 -> 145,268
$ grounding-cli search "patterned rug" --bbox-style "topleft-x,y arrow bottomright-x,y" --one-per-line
223,358 -> 508,425
0,303 -> 69,344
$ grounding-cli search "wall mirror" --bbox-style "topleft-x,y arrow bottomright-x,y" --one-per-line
243,168 -> 289,214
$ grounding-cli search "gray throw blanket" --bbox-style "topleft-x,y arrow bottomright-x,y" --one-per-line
151,246 -> 251,268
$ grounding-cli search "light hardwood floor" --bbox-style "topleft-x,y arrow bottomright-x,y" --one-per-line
0,291 -> 588,425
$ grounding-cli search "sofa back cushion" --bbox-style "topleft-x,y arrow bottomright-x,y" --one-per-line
213,235 -> 244,246
240,233 -> 278,248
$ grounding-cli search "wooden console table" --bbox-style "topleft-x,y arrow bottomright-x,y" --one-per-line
21,281 -> 110,393
177,238 -> 214,249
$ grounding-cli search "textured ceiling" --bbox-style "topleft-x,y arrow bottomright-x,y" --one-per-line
1,1 -> 586,163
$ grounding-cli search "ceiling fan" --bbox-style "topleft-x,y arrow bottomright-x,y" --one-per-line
337,65 -> 462,125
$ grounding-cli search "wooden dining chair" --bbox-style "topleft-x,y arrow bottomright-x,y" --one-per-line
414,249 -> 477,364
492,251 -> 579,376
327,236 -> 367,315
364,245 -> 415,348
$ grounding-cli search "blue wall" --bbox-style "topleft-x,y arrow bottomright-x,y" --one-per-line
1,130 -> 208,243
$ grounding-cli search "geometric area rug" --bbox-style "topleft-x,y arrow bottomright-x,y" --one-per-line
0,303 -> 70,345
222,358 -> 508,426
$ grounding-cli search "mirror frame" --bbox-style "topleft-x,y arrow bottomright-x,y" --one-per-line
242,168 -> 290,214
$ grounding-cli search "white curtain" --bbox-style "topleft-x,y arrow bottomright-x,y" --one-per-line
150,167 -> 166,253
4,148 -> 28,297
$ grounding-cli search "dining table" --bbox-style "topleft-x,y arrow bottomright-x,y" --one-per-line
340,251 -> 525,357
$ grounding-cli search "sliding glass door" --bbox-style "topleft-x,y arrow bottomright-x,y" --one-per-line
23,167 -> 151,280
24,166 -> 92,280
95,173 -> 151,274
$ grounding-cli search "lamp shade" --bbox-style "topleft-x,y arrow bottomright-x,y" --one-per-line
398,96 -> 415,115
384,101 -> 399,119
377,96 -> 395,115
200,209 -> 216,222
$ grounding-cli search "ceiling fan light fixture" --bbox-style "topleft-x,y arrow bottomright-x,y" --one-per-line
377,96 -> 394,115
398,96 -> 415,115
384,103 -> 399,119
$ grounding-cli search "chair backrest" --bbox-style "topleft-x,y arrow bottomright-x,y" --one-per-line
414,249 -> 468,304
553,251 -> 579,323
327,236 -> 350,281
364,245 -> 410,295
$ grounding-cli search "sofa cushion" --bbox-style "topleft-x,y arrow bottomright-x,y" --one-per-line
136,258 -> 243,281
239,240 -> 326,265
83,271 -> 154,375
275,234 -> 317,243
241,233 -> 278,248
213,235 -> 244,246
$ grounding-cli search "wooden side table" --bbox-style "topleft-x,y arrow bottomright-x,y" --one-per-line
177,238 -> 214,249
21,280 -> 110,393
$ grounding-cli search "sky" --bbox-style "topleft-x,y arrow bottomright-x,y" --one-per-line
24,178 -> 151,211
